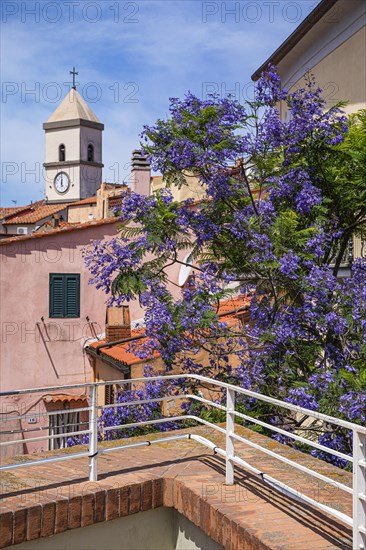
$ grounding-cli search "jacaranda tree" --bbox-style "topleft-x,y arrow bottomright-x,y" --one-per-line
84,67 -> 366,465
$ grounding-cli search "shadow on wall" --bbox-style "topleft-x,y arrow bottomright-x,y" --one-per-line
12,507 -> 223,550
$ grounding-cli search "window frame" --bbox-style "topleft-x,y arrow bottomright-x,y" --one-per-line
59,144 -> 66,162
49,410 -> 81,450
49,273 -> 81,319
87,143 -> 94,162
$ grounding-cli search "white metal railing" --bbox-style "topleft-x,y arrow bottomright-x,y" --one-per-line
0,374 -> 365,549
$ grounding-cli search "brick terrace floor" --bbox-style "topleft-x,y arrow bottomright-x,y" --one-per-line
0,424 -> 353,549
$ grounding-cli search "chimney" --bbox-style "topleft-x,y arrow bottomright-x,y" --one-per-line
51,215 -> 60,228
105,306 -> 131,343
130,150 -> 151,196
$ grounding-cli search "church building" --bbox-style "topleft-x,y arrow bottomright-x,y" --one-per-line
43,87 -> 104,203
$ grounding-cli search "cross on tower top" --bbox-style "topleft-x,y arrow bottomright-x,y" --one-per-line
70,67 -> 78,90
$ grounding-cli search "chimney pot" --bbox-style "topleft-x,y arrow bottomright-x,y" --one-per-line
51,215 -> 60,228
130,150 -> 151,196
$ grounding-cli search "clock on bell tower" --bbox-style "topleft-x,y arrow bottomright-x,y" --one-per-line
43,70 -> 104,203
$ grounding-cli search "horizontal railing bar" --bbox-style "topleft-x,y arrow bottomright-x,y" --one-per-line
102,416 -> 185,433
187,394 -> 226,411
3,373 -> 365,434
100,390 -> 353,462
102,415 -> 227,435
99,394 -> 185,410
0,429 -> 90,447
0,376 -> 186,396
231,432 -> 353,494
190,434 -> 227,458
0,434 -> 225,473
1,384 -> 94,396
0,421 -> 89,435
232,408 -> 353,463
231,455 -> 353,527
184,394 -> 353,463
0,407 -> 91,422
99,434 -> 191,454
99,432 -> 227,461
359,460 -> 366,468
0,450 -> 90,472
189,375 -> 366,434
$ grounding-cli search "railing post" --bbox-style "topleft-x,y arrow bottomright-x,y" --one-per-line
225,387 -> 235,485
353,428 -> 366,550
88,384 -> 98,482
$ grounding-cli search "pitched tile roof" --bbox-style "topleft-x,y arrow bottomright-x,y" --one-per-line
0,206 -> 28,220
43,393 -> 88,403
89,295 -> 251,366
89,330 -> 153,366
3,201 -> 69,225
217,295 -> 251,316
0,218 -> 118,245
69,196 -> 97,206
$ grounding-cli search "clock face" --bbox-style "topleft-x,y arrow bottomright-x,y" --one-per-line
54,172 -> 70,194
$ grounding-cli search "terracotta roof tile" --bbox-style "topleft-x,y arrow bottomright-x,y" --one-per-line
42,393 -> 88,403
217,294 -> 251,315
98,342 -> 150,365
3,201 -> 69,225
89,330 -> 152,366
69,196 -> 97,206
90,295 -> 251,366
0,206 -> 29,219
0,201 -> 45,221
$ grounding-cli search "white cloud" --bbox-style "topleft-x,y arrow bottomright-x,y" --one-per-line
1,0 -> 316,205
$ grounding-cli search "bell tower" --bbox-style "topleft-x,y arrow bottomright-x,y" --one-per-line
43,70 -> 104,203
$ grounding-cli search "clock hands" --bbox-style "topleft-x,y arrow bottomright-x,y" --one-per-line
55,173 -> 69,193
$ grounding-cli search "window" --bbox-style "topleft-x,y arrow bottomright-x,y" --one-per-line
49,411 -> 80,450
59,144 -> 66,162
49,273 -> 80,318
105,384 -> 115,406
87,144 -> 94,162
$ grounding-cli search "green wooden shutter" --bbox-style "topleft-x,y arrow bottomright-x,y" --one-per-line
50,274 -> 65,318
65,274 -> 80,317
49,274 -> 80,318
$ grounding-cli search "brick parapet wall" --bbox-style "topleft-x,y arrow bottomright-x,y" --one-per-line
0,475 -> 271,549
0,425 -> 353,549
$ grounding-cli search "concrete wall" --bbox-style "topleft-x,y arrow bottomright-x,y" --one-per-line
79,165 -> 103,203
45,165 -> 82,203
12,508 -> 223,550
281,27 -> 366,119
80,127 -> 102,164
151,174 -> 206,203
276,0 -> 366,118
67,204 -> 98,223
45,127 -> 80,164
44,124 -> 103,202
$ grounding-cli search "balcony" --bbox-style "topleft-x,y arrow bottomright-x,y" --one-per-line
0,375 -> 365,549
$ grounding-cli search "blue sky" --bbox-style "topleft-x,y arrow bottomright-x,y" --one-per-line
1,0 -> 321,206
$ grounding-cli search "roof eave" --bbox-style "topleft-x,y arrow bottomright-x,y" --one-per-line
251,0 -> 339,81
86,346 -> 131,375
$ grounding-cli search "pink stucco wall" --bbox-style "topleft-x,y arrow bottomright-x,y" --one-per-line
0,222 -> 119,454
0,222 -> 184,455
